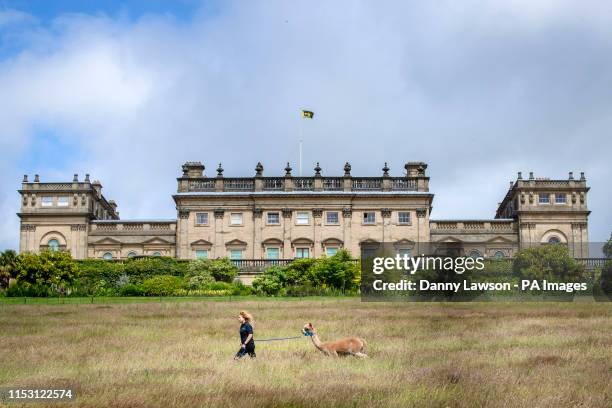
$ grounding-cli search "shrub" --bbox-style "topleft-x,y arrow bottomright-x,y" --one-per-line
209,258 -> 238,282
119,283 -> 145,296
14,251 -> 78,295
186,259 -> 215,289
513,244 -> 585,282
140,275 -> 186,296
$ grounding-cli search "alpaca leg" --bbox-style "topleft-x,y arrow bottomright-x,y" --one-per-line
354,352 -> 368,358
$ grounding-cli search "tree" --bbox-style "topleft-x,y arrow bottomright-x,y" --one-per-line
14,250 -> 79,295
0,250 -> 18,289
603,233 -> 612,259
513,244 -> 584,282
209,258 -> 238,282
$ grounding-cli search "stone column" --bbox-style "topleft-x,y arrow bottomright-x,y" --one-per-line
214,209 -> 225,258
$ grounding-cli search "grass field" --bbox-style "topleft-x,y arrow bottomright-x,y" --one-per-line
1,298 -> 611,407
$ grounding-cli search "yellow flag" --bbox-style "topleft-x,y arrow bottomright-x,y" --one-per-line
301,110 -> 314,119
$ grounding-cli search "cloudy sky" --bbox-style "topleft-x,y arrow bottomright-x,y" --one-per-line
0,0 -> 610,250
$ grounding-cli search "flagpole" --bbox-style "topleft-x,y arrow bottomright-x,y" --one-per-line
299,117 -> 303,176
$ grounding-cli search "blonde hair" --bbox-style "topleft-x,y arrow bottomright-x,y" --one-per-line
239,310 -> 253,323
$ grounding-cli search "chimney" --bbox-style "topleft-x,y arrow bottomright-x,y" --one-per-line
34,174 -> 40,182
23,175 -> 28,182
517,171 -> 522,180
85,174 -> 90,182
568,171 -> 574,180
529,172 -> 534,180
181,161 -> 205,178
580,172 -> 585,180
73,174 -> 78,182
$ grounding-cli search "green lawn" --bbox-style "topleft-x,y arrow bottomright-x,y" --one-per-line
1,299 -> 610,407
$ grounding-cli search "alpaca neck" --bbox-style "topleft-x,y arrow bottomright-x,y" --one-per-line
310,333 -> 324,350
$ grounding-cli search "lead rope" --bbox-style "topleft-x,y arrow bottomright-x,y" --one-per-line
255,332 -> 313,342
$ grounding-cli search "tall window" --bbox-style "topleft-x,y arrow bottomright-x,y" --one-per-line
539,194 -> 550,204
398,248 -> 411,257
230,213 -> 243,225
326,212 -> 339,225
41,197 -> 53,207
468,250 -> 482,259
48,239 -> 60,251
57,196 -> 69,207
195,213 -> 209,225
295,248 -> 310,258
398,212 -> 411,224
230,249 -> 243,260
363,212 -> 376,224
127,251 -> 137,258
266,247 -> 280,260
152,252 -> 161,257
548,236 -> 561,244
195,249 -> 209,259
494,251 -> 505,259
102,252 -> 113,260
325,247 -> 338,257
296,212 -> 309,225
267,212 -> 280,225
555,193 -> 567,204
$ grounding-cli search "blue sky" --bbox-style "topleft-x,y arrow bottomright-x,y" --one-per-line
0,0 -> 611,251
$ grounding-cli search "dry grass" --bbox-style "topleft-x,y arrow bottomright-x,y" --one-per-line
0,299 -> 611,407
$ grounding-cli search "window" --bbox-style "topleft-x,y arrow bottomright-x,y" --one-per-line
398,212 -> 411,224
326,212 -> 339,225
555,193 -> 567,204
363,212 -> 376,224
267,212 -> 280,225
195,212 -> 209,225
230,213 -> 243,225
548,236 -> 561,244
468,250 -> 482,259
539,194 -> 550,204
266,247 -> 280,260
102,252 -> 113,260
230,249 -> 243,260
48,239 -> 60,251
57,196 -> 69,207
494,251 -> 505,259
41,196 -> 53,207
127,251 -> 137,258
398,248 -> 411,257
195,249 -> 209,259
295,248 -> 310,258
325,247 -> 338,257
152,252 -> 161,257
296,212 -> 309,225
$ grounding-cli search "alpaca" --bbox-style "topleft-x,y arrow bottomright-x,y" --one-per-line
302,322 -> 367,358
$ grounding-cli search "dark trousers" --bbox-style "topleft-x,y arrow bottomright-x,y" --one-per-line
235,342 -> 256,359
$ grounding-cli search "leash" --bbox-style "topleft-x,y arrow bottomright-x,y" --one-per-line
255,332 -> 313,342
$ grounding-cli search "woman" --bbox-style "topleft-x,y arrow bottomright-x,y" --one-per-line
234,310 -> 256,360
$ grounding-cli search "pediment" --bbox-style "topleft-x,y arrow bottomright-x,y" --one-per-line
225,239 -> 248,247
485,236 -> 514,244
321,237 -> 343,245
436,236 -> 463,243
292,237 -> 314,246
91,237 -> 122,245
142,237 -> 173,245
262,238 -> 284,246
190,239 -> 213,247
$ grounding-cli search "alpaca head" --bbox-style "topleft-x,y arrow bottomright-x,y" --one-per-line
302,322 -> 316,336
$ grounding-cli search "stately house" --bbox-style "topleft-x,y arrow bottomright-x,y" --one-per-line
18,162 -> 590,264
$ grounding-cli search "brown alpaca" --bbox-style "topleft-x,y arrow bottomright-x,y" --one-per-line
302,323 -> 367,358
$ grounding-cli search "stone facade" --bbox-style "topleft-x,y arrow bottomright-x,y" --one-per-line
17,163 -> 590,262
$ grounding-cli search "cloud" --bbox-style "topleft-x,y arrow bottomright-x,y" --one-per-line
0,0 -> 611,251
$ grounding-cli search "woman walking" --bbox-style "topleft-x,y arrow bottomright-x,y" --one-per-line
234,310 -> 256,360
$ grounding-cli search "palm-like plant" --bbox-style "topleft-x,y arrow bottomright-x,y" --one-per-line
0,250 -> 18,289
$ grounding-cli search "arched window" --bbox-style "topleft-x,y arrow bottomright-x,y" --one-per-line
468,250 -> 482,259
548,236 -> 561,244
102,252 -> 113,260
127,251 -> 137,258
48,239 -> 60,252
152,252 -> 161,257
494,251 -> 505,259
